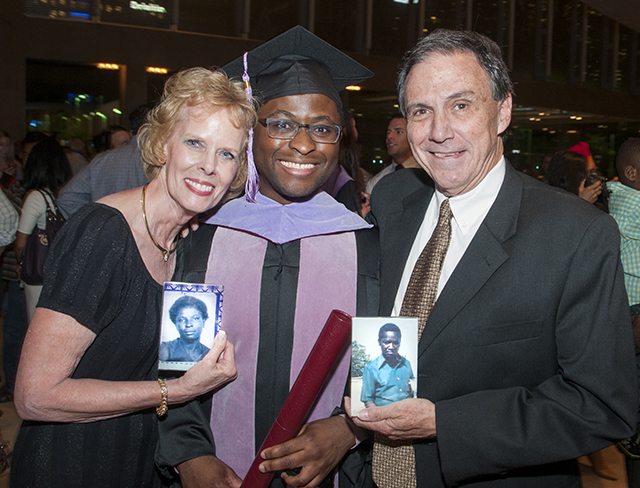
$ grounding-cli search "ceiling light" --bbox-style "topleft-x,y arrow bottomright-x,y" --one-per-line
146,67 -> 168,74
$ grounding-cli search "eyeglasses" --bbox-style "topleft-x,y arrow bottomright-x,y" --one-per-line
258,118 -> 342,144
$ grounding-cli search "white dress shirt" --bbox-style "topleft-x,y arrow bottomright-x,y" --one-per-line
392,157 -> 506,315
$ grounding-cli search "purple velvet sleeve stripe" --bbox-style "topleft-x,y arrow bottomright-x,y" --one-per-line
206,228 -> 268,475
291,232 -> 357,424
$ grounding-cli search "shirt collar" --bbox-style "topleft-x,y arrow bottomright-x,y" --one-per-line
434,157 -> 506,235
375,354 -> 407,370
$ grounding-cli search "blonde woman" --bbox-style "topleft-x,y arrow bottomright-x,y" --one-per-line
12,68 -> 256,488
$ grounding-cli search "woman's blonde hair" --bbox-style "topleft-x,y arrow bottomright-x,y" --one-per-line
138,67 -> 257,199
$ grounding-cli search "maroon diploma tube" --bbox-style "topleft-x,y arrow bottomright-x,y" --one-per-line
241,309 -> 352,488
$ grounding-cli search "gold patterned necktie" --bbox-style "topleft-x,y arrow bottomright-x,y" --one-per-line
372,199 -> 453,488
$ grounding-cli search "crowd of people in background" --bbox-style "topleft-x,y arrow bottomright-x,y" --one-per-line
0,25 -> 639,488
0,122 -> 147,407
0,110 -> 625,236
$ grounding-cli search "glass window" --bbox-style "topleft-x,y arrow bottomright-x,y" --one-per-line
26,61 -> 123,143
627,31 -> 640,96
616,25 -> 633,93
548,0 -> 575,84
314,0 -> 362,52
511,0 -> 537,79
346,89 -> 401,175
583,7 -> 603,89
472,0 -> 509,45
250,0 -> 301,41
100,0 -> 172,29
147,71 -> 172,105
178,0 -> 241,37
25,0 -> 93,21
370,0 -> 419,57
422,0 -> 466,34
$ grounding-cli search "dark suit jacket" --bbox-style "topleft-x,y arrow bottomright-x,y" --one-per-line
368,163 -> 637,487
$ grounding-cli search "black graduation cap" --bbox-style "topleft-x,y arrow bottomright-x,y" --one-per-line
223,25 -> 373,108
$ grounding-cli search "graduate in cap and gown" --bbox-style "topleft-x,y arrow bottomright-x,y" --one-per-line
156,26 -> 378,488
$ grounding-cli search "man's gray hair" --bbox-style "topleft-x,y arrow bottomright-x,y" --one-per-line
397,29 -> 515,117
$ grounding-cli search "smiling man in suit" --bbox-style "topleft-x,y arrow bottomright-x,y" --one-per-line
353,29 -> 637,488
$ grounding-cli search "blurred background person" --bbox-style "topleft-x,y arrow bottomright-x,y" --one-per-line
607,138 -> 640,486
0,132 -> 47,403
569,141 -> 598,176
108,124 -> 132,150
90,125 -> 130,157
0,190 -> 18,256
57,104 -> 153,218
14,137 -> 71,321
322,109 -> 364,214
0,189 -> 19,404
566,142 -> 610,212
65,138 -> 90,175
0,131 -> 22,186
365,114 -> 419,195
546,150 -> 604,204
91,129 -> 111,156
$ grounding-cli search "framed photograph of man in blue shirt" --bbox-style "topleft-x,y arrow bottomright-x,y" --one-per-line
350,316 -> 418,416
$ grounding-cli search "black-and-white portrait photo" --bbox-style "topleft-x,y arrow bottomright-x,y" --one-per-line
159,282 -> 223,371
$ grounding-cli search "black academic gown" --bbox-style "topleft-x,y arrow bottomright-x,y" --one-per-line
156,223 -> 379,488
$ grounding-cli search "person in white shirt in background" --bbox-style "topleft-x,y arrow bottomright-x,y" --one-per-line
15,137 -> 71,321
365,115 -> 421,195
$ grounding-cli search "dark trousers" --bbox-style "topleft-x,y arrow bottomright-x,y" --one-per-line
628,457 -> 640,487
3,280 -> 28,392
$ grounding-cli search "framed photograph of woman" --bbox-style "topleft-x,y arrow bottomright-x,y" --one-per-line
158,282 -> 223,371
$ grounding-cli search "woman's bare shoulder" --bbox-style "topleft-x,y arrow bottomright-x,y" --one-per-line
97,187 -> 141,209
96,187 -> 143,222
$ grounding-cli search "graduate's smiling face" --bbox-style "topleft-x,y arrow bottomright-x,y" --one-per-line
253,93 -> 341,205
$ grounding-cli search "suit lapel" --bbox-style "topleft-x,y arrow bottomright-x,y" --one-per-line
380,184 -> 434,315
418,163 -> 523,356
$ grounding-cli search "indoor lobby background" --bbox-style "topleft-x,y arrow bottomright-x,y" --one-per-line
2,0 -> 640,176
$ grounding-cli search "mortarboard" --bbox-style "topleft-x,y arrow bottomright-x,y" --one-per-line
225,26 -> 373,202
223,25 -> 373,109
